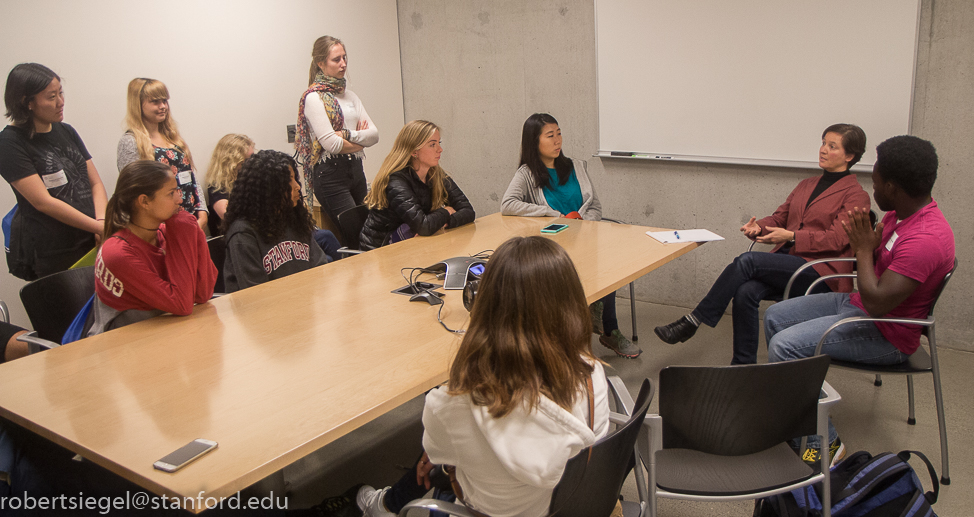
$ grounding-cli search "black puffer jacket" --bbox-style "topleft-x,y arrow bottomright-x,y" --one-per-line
360,167 -> 475,250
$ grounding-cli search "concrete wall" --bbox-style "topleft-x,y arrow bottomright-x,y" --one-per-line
397,0 -> 973,350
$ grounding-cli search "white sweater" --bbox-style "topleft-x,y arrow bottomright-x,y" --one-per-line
304,87 -> 379,158
422,362 -> 610,517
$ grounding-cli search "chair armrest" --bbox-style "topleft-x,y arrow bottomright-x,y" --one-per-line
783,257 -> 858,300
17,331 -> 61,353
607,375 -> 636,416
398,498 -> 479,517
601,217 -> 628,225
609,411 -> 630,426
797,273 -> 857,299
0,300 -> 8,324
337,247 -> 364,257
819,380 -> 841,410
814,315 -> 934,356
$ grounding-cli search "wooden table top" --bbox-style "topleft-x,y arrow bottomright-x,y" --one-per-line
0,213 -> 698,511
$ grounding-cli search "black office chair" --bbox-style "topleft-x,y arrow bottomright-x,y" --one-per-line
206,235 -> 226,295
335,204 -> 371,256
399,378 -> 655,517
807,257 -> 958,484
19,266 -> 95,344
644,356 -> 838,517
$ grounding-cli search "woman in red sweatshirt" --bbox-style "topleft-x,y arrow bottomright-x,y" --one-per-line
89,160 -> 217,336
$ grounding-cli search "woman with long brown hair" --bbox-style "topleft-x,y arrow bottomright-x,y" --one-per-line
90,160 -> 216,336
355,236 -> 609,517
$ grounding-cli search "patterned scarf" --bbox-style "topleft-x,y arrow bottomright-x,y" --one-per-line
295,72 -> 346,210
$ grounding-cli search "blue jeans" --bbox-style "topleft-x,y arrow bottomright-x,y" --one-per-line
692,250 -> 829,364
765,293 -> 908,446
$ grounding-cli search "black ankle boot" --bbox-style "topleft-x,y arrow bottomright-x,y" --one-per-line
654,316 -> 698,344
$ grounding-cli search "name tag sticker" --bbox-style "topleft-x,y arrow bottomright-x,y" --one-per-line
41,170 -> 68,189
885,231 -> 899,251
177,171 -> 192,185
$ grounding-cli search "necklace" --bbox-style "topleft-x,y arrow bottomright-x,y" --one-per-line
129,221 -> 160,232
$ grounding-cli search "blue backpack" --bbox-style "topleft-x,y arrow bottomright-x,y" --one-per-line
755,450 -> 939,517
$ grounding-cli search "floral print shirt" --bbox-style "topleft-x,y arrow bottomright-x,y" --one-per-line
154,146 -> 206,214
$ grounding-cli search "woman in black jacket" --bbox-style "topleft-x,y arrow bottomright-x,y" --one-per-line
360,120 -> 474,250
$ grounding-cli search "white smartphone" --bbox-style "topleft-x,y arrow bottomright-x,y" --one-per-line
153,439 -> 218,473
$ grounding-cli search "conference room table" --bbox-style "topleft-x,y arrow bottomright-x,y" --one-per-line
0,213 -> 699,512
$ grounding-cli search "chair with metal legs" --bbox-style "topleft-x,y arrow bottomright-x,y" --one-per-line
786,257 -> 958,484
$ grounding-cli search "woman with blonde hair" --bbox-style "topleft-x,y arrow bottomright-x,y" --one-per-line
117,78 -> 208,230
355,236 -> 609,517
359,120 -> 474,250
295,35 -> 379,227
204,133 -> 254,236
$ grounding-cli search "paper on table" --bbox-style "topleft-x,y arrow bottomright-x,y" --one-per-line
646,229 -> 724,244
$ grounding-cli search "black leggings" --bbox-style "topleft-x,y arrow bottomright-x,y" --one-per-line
312,156 -> 367,233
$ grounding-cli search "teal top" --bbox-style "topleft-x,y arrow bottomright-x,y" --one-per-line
542,167 -> 583,216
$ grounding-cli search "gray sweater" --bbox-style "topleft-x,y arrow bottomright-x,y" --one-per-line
500,158 -> 602,220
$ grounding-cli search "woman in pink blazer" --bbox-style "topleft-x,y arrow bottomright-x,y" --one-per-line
655,124 -> 871,364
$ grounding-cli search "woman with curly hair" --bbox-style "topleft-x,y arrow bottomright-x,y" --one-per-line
90,160 -> 216,336
355,236 -> 609,517
223,150 -> 327,293
117,78 -> 208,230
204,133 -> 254,236
360,120 -> 474,250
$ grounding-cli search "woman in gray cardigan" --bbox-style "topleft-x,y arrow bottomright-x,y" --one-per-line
501,113 -> 639,358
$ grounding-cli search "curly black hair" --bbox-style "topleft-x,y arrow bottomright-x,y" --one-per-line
222,150 -> 315,240
876,135 -> 938,198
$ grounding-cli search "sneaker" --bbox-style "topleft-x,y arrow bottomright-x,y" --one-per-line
600,329 -> 642,358
802,437 -> 847,470
356,485 -> 394,517
313,484 -> 364,517
654,316 -> 698,344
590,301 -> 604,335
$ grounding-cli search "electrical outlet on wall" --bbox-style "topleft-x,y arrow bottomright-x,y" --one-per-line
286,125 -> 296,143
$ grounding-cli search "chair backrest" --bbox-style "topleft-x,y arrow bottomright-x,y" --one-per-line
926,257 -> 958,319
336,204 -> 369,250
19,266 -> 95,343
659,355 -> 830,456
207,235 -> 226,294
548,378 -> 654,517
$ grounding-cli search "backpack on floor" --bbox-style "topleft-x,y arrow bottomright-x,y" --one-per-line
754,450 -> 940,517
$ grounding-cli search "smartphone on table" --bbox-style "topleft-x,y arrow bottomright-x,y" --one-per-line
541,223 -> 569,234
153,438 -> 218,472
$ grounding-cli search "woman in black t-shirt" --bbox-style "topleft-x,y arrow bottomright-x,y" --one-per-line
0,63 -> 108,280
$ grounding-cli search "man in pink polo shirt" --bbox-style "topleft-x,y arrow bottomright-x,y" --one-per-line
764,135 -> 955,467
